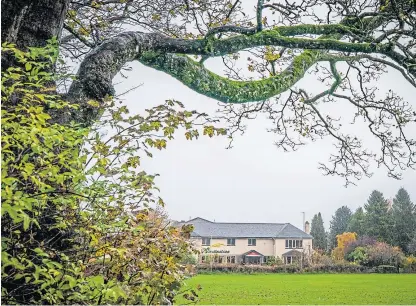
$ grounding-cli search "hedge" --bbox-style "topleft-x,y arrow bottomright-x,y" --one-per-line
196,263 -> 406,274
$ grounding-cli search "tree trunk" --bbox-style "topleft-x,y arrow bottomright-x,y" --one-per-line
1,0 -> 69,71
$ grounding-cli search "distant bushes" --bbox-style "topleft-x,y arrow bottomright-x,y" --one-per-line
196,263 -> 376,274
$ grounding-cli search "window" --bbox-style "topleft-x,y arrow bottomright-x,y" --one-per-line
227,238 -> 235,246
227,256 -> 236,264
201,255 -> 209,263
248,238 -> 256,246
202,238 -> 211,246
285,239 -> 303,249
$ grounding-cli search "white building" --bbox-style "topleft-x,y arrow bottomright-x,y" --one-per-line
178,217 -> 313,265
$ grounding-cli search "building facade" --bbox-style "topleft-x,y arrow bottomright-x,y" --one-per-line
178,217 -> 313,265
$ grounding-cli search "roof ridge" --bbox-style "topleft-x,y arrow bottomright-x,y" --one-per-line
211,222 -> 287,225
276,223 -> 289,236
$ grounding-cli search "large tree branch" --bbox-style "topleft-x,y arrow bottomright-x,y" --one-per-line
67,23 -> 415,125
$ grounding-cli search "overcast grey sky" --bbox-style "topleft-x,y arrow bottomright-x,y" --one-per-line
110,1 -> 416,231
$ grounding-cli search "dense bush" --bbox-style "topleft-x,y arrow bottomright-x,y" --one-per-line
344,236 -> 377,258
197,264 -> 301,274
403,256 -> 416,272
346,247 -> 368,264
311,250 -> 334,265
365,242 -> 405,268
303,263 -> 369,273
265,256 -> 283,266
196,263 -> 377,274
1,41 -> 218,304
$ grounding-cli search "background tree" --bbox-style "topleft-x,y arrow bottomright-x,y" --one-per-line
391,188 -> 416,253
363,190 -> 393,243
347,207 -> 366,237
408,237 -> 416,255
328,206 -> 352,250
310,212 -> 327,251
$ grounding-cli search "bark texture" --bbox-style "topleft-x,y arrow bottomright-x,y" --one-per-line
1,0 -> 69,71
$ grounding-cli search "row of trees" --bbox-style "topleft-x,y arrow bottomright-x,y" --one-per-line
310,188 -> 416,254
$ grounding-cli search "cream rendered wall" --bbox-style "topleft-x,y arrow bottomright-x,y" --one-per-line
192,238 -> 275,256
192,237 -> 313,260
274,238 -> 313,258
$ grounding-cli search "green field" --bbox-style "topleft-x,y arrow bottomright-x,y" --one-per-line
175,274 -> 416,305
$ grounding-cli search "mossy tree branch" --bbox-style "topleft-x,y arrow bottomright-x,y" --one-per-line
67,23 -> 415,125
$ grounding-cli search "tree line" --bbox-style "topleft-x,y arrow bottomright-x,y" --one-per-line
310,188 -> 416,254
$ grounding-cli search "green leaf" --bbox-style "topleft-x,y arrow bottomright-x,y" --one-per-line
25,62 -> 32,71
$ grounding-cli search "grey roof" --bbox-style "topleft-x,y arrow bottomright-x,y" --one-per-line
179,217 -> 313,239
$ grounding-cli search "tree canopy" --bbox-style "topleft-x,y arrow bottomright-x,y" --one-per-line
328,206 -> 353,249
2,0 -> 416,184
310,212 -> 327,251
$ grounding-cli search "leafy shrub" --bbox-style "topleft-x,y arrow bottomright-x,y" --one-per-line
346,247 -> 368,264
196,263 -> 374,274
312,250 -> 334,265
1,41 -> 222,304
304,263 -> 369,273
265,256 -> 283,266
365,242 -> 405,268
403,255 -> 416,272
181,253 -> 198,265
196,264 -> 301,274
344,236 -> 377,258
332,232 -> 357,261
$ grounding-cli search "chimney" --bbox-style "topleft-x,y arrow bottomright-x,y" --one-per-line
304,221 -> 310,234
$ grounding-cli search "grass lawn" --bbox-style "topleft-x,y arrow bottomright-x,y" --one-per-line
175,274 -> 416,305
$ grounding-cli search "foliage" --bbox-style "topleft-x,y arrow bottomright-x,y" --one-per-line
1,41 -> 224,304
331,232 -> 357,261
365,242 -> 405,268
408,237 -> 416,255
197,264 -> 301,274
4,0 -> 416,187
310,213 -> 327,251
391,188 -> 416,253
328,207 -> 352,250
363,190 -> 393,243
311,250 -> 334,265
403,256 -> 416,273
265,256 -> 283,266
181,253 -> 198,265
347,207 -> 366,237
344,235 -> 377,256
346,247 -> 368,265
176,274 -> 416,305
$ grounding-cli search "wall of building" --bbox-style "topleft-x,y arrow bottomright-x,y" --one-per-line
274,238 -> 313,258
192,238 -> 275,256
192,237 -> 313,263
